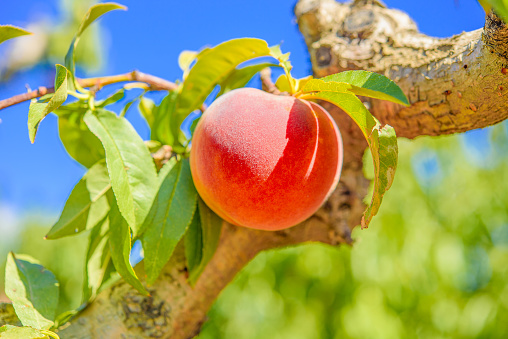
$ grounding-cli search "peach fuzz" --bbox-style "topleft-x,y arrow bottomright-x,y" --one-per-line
190,88 -> 343,231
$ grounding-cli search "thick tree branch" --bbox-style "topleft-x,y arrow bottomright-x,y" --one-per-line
296,0 -> 508,138
0,70 -> 178,111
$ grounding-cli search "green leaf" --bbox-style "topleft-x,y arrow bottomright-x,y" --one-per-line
65,3 -> 127,90
186,198 -> 223,285
108,195 -> 148,296
217,62 -> 278,96
318,70 -> 409,106
269,45 -> 295,93
96,88 -> 125,107
45,160 -> 110,239
174,38 -> 272,141
0,326 -> 48,339
82,217 -> 110,303
28,64 -> 69,143
142,158 -> 198,285
138,96 -> 155,128
4,253 -> 59,330
58,110 -> 105,168
0,25 -> 32,45
150,90 -> 178,147
84,109 -> 158,236
178,50 -> 198,79
483,0 -> 508,21
190,117 -> 201,137
299,79 -> 398,228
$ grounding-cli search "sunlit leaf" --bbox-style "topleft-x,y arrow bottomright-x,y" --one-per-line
299,78 -> 398,228
4,253 -> 59,330
142,158 -> 198,285
150,90 -> 178,147
84,109 -> 158,235
482,0 -> 508,21
318,70 -> 410,106
217,63 -> 278,96
45,160 -> 110,239
186,198 -> 223,285
108,195 -> 148,296
58,109 -> 105,168
28,64 -> 69,143
0,325 -> 48,338
65,3 -> 127,90
0,25 -> 32,45
178,50 -> 198,79
174,38 -> 272,142
138,96 -> 155,128
82,217 -> 110,303
96,88 -> 125,107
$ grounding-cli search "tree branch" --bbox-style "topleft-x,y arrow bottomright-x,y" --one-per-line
0,70 -> 178,111
295,0 -> 508,138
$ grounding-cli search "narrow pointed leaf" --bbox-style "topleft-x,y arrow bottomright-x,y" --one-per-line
319,70 -> 409,106
4,253 -> 59,330
150,90 -> 178,146
0,25 -> 32,45
186,198 -> 223,285
300,80 -> 398,228
138,96 -> 155,128
108,196 -> 148,295
96,88 -> 125,107
45,161 -> 110,239
82,217 -> 110,303
174,38 -> 272,140
58,110 -> 105,168
65,3 -> 126,89
142,158 -> 198,285
217,62 -> 278,96
84,109 -> 158,235
28,64 -> 69,143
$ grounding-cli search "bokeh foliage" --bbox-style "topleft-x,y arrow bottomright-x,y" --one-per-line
199,122 -> 508,339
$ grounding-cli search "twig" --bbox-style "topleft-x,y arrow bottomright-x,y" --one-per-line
0,70 -> 178,111
260,68 -> 281,95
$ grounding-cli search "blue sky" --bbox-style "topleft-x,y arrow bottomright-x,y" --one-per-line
0,0 -> 486,221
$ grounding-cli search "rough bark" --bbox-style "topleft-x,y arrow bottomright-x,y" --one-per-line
2,1 -> 508,338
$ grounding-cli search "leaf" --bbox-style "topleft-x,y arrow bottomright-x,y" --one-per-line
65,3 -> 127,89
299,79 -> 398,228
28,64 -> 69,143
82,217 -> 110,303
190,117 -> 201,137
45,160 -> 110,239
269,45 -> 295,93
483,0 -> 508,21
174,38 -> 272,141
150,90 -> 178,147
4,253 -> 59,330
186,198 -> 223,285
178,50 -> 198,79
138,96 -> 156,128
318,70 -> 409,106
0,25 -> 32,45
142,158 -> 198,285
275,74 -> 312,93
58,110 -> 105,168
96,88 -> 125,107
217,62 -> 278,96
108,195 -> 148,296
0,326 -> 48,339
84,109 -> 158,235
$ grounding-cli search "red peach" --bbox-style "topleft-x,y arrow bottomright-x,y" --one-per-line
190,88 -> 343,231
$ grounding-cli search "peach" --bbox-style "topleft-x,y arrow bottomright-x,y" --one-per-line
190,88 -> 343,231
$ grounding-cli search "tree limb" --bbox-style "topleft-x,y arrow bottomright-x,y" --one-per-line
296,0 -> 508,138
0,70 -> 178,111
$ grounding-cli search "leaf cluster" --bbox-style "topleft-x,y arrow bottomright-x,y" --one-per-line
0,1 -> 407,330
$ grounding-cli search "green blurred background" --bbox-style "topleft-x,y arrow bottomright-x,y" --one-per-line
1,1 -> 508,338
